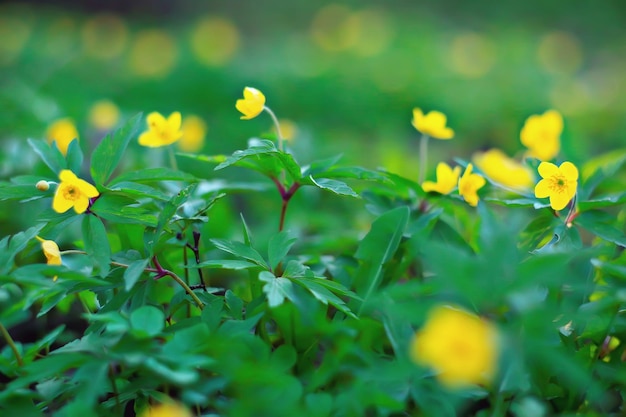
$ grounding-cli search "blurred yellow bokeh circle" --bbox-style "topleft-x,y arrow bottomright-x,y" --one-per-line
537,31 -> 583,75
88,100 -> 121,130
81,13 -> 128,60
310,4 -> 359,52
178,115 -> 207,153
345,9 -> 394,57
549,78 -> 590,116
128,29 -> 178,78
190,16 -> 240,67
448,32 -> 496,78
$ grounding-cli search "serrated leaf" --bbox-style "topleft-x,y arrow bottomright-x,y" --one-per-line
81,215 -> 111,277
90,113 -> 142,187
308,176 -> 359,197
109,167 -> 198,185
27,138 -> 66,174
268,230 -> 297,270
210,239 -> 269,269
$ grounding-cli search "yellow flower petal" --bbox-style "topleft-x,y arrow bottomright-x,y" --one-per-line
534,179 -> 551,198
411,108 -> 454,139
59,169 -> 78,183
52,170 -> 99,214
139,111 -> 184,147
236,87 -> 266,120
52,186 -> 75,213
422,162 -> 460,194
146,112 -> 167,129
550,192 -> 571,211
537,161 -> 559,179
167,111 -> 182,131
559,161 -> 578,181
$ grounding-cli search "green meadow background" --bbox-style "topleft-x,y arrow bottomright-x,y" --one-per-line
2,0 -> 625,235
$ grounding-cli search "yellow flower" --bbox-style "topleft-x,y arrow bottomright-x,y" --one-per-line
411,108 -> 454,139
88,100 -> 120,130
422,162 -> 461,194
520,110 -> 563,161
236,87 -> 265,120
138,112 -> 183,148
46,118 -> 79,156
534,161 -> 578,211
52,169 -> 99,214
275,118 -> 297,142
410,305 -> 499,388
458,163 -> 486,207
472,149 -> 534,191
36,236 -> 62,281
177,115 -> 207,152
139,402 -> 193,417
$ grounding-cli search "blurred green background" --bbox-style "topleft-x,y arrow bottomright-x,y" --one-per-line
1,0 -> 625,234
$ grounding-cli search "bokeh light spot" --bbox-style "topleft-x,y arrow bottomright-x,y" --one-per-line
128,29 -> 178,79
310,4 -> 359,52
82,13 -> 128,60
537,31 -> 583,75
448,32 -> 496,78
190,16 -> 240,67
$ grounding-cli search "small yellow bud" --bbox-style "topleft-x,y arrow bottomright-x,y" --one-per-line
36,180 -> 50,191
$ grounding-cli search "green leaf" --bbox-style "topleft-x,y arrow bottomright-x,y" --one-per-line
108,181 -> 170,201
146,184 -> 194,252
307,176 -> 359,197
130,305 -> 165,337
293,278 -> 357,319
27,138 -> 66,174
81,215 -> 111,277
0,176 -> 50,202
210,238 -> 269,269
90,112 -> 142,187
259,271 -> 297,308
241,213 -> 253,246
90,192 -> 158,226
124,258 -> 149,291
225,290 -> 244,320
0,224 -> 44,275
578,192 -> 626,211
301,154 -> 343,177
354,206 -> 409,310
268,230 -> 298,270
576,210 -> 626,247
194,259 -> 258,270
65,138 -> 84,174
109,167 -> 198,185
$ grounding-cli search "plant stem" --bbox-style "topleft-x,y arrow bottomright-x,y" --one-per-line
264,106 -> 284,152
564,194 -> 578,227
271,179 -> 300,232
151,256 -> 205,310
109,364 -> 121,415
0,322 -> 23,366
418,134 -> 429,184
168,146 -> 178,170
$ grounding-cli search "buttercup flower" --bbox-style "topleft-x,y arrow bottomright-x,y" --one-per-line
36,236 -> 62,281
458,163 -> 486,207
46,118 -> 79,156
138,112 -> 183,148
52,170 -> 99,214
520,110 -> 563,161
411,108 -> 454,139
177,115 -> 207,152
236,87 -> 266,120
534,161 -> 578,211
410,305 -> 499,388
473,148 -> 534,191
139,402 -> 193,417
422,162 -> 461,194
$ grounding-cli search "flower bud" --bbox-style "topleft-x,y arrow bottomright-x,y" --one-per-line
36,180 -> 50,191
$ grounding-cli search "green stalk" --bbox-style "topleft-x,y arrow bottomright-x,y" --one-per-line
0,322 -> 23,367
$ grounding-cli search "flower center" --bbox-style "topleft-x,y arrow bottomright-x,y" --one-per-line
550,175 -> 567,193
63,185 -> 79,201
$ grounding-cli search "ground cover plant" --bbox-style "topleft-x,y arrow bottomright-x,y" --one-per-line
1,82 -> 625,417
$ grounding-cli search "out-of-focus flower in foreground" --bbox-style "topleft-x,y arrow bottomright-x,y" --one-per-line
88,100 -> 120,130
139,402 -> 193,417
236,87 -> 265,120
534,161 -> 578,211
46,118 -> 79,156
36,236 -> 62,281
52,170 -> 99,214
410,305 -> 499,388
458,163 -> 486,207
411,108 -> 454,139
520,109 -> 563,161
138,112 -> 183,148
422,162 -> 461,195
473,148 -> 534,191
177,115 -> 207,152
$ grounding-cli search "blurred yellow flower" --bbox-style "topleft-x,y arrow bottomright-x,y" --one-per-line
36,236 -> 62,281
190,16 -> 240,67
422,162 -> 461,194
274,119 -> 297,142
534,161 -> 578,211
139,112 -> 183,148
178,115 -> 207,152
410,305 -> 499,388
236,87 -> 266,120
412,108 -> 454,139
473,149 -> 534,191
46,118 -> 79,156
458,163 -> 486,207
520,110 -> 563,161
128,29 -> 178,79
139,402 -> 193,417
53,169 -> 99,214
88,100 -> 120,131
